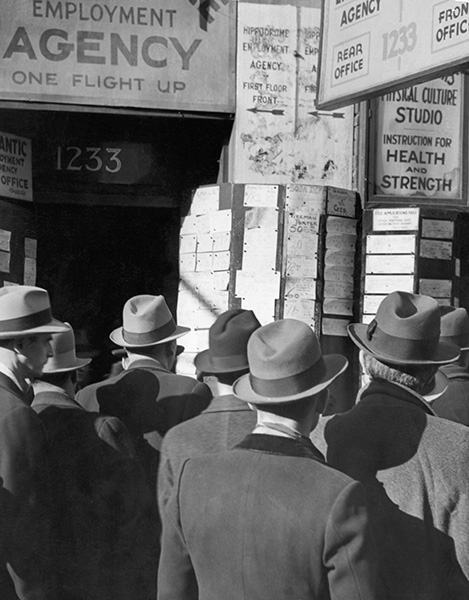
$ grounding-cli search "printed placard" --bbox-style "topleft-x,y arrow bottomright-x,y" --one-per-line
421,219 -> 454,239
365,274 -> 414,294
366,234 -> 416,255
366,254 -> 415,274
373,208 -> 420,232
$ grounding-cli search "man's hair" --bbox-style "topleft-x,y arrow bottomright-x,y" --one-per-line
127,340 -> 173,360
362,352 -> 438,394
40,370 -> 76,388
256,390 -> 328,420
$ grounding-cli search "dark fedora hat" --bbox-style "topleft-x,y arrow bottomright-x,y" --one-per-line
439,306 -> 469,351
110,295 -> 190,348
194,309 -> 261,374
348,291 -> 460,366
233,319 -> 348,404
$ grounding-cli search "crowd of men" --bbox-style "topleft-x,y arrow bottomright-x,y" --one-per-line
1,284 -> 469,599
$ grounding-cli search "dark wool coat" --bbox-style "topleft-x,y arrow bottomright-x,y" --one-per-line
157,394 -> 257,515
431,363 -> 469,426
77,358 -> 212,489
325,379 -> 469,597
158,434 -> 384,600
0,373 -> 56,600
32,388 -> 160,600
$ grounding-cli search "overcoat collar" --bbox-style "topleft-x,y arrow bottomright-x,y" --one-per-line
440,362 -> 469,381
358,379 -> 436,416
236,433 -> 325,462
32,388 -> 82,411
127,357 -> 170,374
0,371 -> 29,403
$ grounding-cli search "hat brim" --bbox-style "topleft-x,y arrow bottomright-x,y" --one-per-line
348,323 -> 460,366
0,318 -> 69,340
43,356 -> 92,374
194,349 -> 249,374
233,354 -> 348,404
109,325 -> 190,348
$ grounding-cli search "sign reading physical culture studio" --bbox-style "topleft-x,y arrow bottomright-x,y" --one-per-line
0,0 -> 235,112
318,0 -> 469,110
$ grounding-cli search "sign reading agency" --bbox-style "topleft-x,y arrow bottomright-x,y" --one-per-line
0,132 -> 32,202
318,0 -> 469,110
0,0 -> 235,113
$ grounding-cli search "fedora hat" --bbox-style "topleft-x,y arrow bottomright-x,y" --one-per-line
439,306 -> 469,351
349,291 -> 460,366
110,295 -> 190,348
233,319 -> 348,404
0,285 -> 67,339
43,323 -> 91,373
195,309 -> 261,374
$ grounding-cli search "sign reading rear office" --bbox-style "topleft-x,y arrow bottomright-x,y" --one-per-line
318,0 -> 469,111
0,0 -> 235,112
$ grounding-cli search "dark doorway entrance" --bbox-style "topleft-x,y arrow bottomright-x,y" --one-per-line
36,203 -> 180,359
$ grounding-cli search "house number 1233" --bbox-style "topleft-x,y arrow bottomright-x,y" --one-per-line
56,146 -> 122,173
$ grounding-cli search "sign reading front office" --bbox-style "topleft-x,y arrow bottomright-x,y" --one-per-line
0,0 -> 235,113
318,0 -> 469,111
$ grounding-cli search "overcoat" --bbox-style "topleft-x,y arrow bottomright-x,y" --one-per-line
77,358 -> 212,487
0,372 -> 55,600
158,434 -> 384,600
32,386 -> 160,600
325,379 -> 469,595
157,394 -> 257,514
431,363 -> 469,426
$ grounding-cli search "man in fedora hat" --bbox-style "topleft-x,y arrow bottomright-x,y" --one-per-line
431,306 -> 469,426
32,322 -> 159,600
0,285 -> 68,599
324,291 -> 469,591
157,308 -> 260,514
77,294 -> 212,493
158,319 -> 384,600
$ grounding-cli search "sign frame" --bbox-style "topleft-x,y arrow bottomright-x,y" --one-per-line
317,0 -> 469,111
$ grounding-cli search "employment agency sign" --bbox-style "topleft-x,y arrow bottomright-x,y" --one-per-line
0,0 -> 235,112
318,0 -> 469,110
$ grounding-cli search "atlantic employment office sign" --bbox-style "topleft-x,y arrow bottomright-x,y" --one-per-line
0,0 -> 235,112
318,0 -> 469,110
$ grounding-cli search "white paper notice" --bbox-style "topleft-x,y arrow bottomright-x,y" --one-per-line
243,228 -> 278,271
24,238 -> 37,260
326,217 -> 357,235
366,234 -> 416,255
285,185 -> 324,212
0,230 -> 11,252
419,279 -> 452,298
323,298 -> 353,316
365,275 -> 414,294
363,295 -> 386,315
213,232 -> 231,252
180,235 -> 197,254
324,265 -> 354,283
373,208 -> 420,232
245,207 -> 278,231
196,253 -> 213,272
323,280 -> 354,298
191,186 -> 220,215
324,250 -> 355,268
180,254 -> 197,273
366,254 -> 415,274
0,251 -> 10,273
210,210 -> 232,233
196,234 -> 213,254
244,185 -> 278,208
24,258 -> 36,285
286,255 -> 317,279
419,239 -> 452,260
241,296 -> 276,325
212,252 -> 230,272
236,270 -> 281,299
327,187 -> 356,218
284,277 -> 316,301
284,298 -> 315,324
322,318 -> 350,337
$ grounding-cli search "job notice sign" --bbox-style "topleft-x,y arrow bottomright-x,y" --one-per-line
318,0 -> 469,111
0,0 -> 235,113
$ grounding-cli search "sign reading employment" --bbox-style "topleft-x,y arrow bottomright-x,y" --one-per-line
318,0 -> 469,110
0,0 -> 234,112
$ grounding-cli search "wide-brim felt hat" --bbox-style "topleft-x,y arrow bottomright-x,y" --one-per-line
0,285 -> 68,339
233,319 -> 348,404
43,322 -> 92,373
110,294 -> 190,348
195,309 -> 261,374
349,291 -> 460,366
439,306 -> 469,351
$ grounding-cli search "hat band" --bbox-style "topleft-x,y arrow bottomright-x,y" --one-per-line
207,352 -> 248,370
0,307 -> 53,333
122,318 -> 176,345
250,357 -> 327,398
368,323 -> 439,361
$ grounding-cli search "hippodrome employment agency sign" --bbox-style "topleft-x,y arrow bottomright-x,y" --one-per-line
0,0 -> 235,112
318,0 -> 469,111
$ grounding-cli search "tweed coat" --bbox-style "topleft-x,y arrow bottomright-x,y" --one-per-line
158,434 -> 384,600
324,379 -> 469,595
32,385 -> 159,600
157,394 -> 257,514
0,372 -> 56,600
431,363 -> 469,426
77,357 -> 212,487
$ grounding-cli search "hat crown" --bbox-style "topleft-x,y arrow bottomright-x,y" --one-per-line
439,306 -> 469,349
376,291 -> 440,340
124,295 -> 173,333
209,309 -> 261,358
0,285 -> 50,319
248,319 -> 322,380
